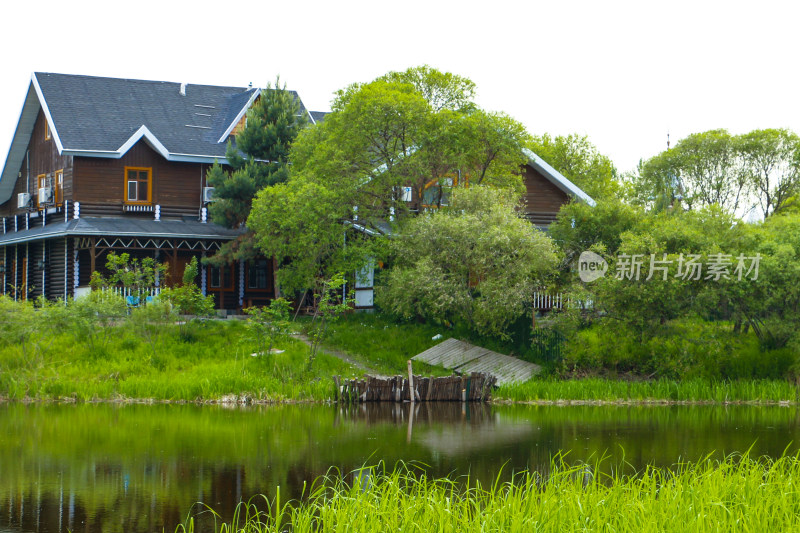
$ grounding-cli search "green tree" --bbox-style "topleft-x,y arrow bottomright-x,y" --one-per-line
377,187 -> 558,339
206,78 -> 308,265
738,128 -> 800,217
632,129 -> 746,212
529,133 -> 620,200
249,66 -> 531,294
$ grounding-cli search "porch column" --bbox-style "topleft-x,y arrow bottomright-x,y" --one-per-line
200,251 -> 207,296
89,238 -> 96,274
238,260 -> 245,308
73,248 -> 80,289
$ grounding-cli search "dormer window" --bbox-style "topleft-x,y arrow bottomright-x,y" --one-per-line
125,167 -> 152,204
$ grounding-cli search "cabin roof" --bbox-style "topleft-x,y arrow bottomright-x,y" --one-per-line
0,72 -> 321,205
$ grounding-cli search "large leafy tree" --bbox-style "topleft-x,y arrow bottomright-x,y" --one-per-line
529,133 -> 620,200
632,129 -> 746,213
738,128 -> 800,217
378,187 -> 558,338
206,78 -> 307,265
249,66 -> 532,294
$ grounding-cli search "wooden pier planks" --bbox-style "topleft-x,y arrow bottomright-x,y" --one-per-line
412,339 -> 540,386
333,373 -> 496,403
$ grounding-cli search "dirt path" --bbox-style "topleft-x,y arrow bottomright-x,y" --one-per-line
292,333 -> 383,376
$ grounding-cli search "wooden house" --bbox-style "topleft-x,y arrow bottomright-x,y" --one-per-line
0,72 -> 324,310
0,72 -> 593,311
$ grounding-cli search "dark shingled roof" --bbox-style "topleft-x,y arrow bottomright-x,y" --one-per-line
1,73 -> 327,205
309,110 -> 329,124
37,72 -> 261,157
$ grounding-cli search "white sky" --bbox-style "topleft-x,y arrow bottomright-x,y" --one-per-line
2,0 -> 799,176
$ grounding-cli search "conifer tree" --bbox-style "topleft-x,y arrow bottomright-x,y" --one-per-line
206,78 -> 307,265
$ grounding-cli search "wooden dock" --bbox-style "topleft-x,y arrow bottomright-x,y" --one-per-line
411,338 -> 540,386
334,373 -> 496,403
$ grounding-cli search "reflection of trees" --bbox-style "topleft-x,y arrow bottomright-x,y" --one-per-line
1,403 -> 799,532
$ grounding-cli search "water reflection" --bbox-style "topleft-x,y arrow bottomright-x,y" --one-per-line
1,402 -> 798,532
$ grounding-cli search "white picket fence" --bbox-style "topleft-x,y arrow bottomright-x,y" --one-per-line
101,286 -> 161,299
533,292 -> 594,311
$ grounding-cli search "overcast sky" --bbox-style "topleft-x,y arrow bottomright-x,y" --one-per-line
2,0 -> 799,176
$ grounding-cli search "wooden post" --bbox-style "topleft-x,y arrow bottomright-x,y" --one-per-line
407,360 -> 415,404
89,237 -> 96,274
333,376 -> 340,402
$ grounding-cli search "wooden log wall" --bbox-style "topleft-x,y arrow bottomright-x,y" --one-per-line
333,373 -> 496,403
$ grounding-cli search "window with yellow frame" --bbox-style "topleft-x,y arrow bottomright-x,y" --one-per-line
44,120 -> 51,141
125,167 -> 152,204
54,169 -> 63,206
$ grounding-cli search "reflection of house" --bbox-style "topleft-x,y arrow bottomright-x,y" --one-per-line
0,73 -> 323,309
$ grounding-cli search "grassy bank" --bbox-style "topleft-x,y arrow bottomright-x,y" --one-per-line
2,295 -> 797,404
0,295 -> 367,402
177,454 -> 800,532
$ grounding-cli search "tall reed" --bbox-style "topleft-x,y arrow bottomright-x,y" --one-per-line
497,377 -> 797,403
176,453 -> 800,532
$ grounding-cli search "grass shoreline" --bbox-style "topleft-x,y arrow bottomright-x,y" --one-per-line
2,300 -> 798,405
175,454 -> 800,532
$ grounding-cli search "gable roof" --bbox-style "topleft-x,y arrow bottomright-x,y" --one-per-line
0,72 -> 318,205
523,148 -> 596,207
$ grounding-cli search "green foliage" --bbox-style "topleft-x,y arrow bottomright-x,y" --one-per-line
630,128 -> 800,216
632,129 -> 745,212
307,274 -> 353,370
558,319 -> 794,380
158,257 -> 215,317
549,198 -> 643,271
206,77 -> 307,265
61,291 -> 127,354
250,66 -> 531,294
739,128 -> 800,217
90,252 -> 167,299
529,133 -> 620,200
379,187 -> 558,339
245,297 -> 292,357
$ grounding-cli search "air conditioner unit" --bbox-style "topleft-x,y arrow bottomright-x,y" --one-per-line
17,192 -> 31,209
38,187 -> 52,204
203,186 -> 215,203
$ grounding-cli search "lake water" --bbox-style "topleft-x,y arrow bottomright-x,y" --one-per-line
1,402 -> 799,532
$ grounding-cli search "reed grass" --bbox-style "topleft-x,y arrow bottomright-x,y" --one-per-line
176,453 -> 800,532
496,377 -> 798,403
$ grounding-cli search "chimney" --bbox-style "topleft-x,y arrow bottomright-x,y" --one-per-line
180,83 -> 187,96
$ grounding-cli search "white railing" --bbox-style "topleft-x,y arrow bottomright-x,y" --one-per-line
101,286 -> 161,298
533,292 -> 594,310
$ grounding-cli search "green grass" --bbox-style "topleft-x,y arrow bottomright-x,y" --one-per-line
0,315 -> 361,402
496,377 -> 798,403
176,454 -> 800,532
320,313 -> 452,375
